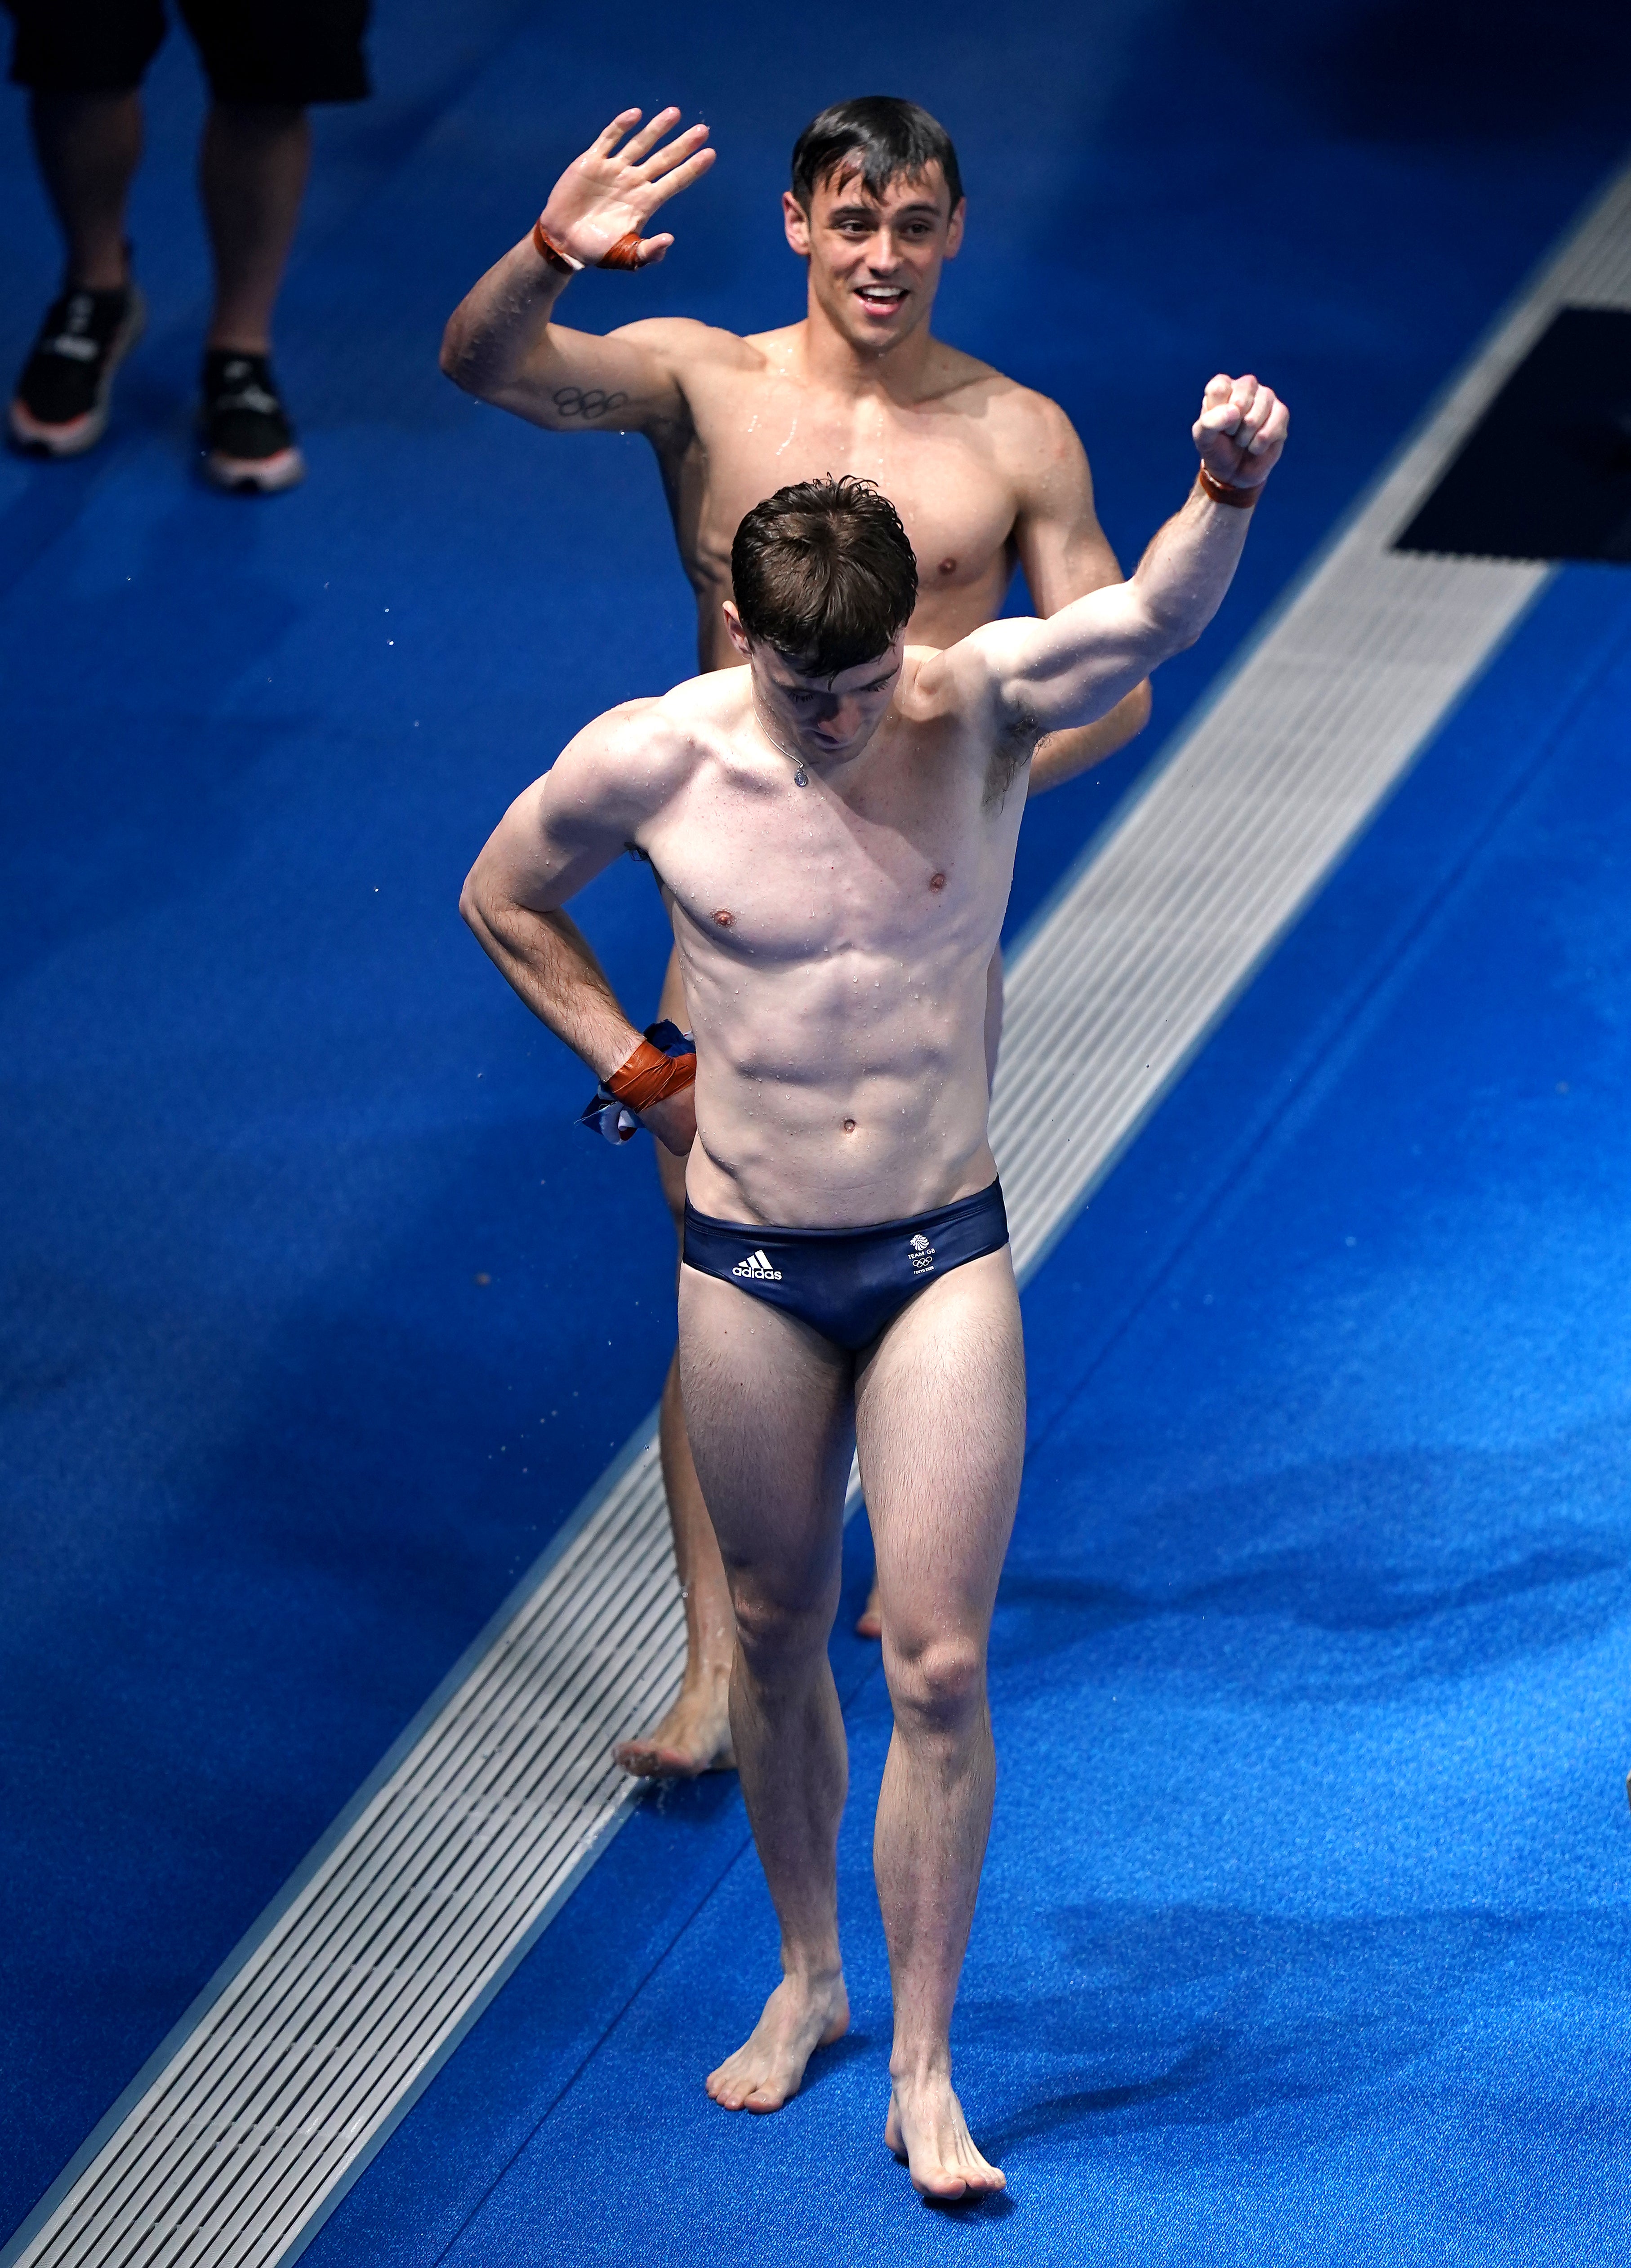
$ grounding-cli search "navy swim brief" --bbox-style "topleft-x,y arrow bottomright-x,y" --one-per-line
682,1180 -> 1010,1353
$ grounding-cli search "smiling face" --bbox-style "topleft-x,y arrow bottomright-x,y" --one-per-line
725,600 -> 904,766
783,161 -> 965,357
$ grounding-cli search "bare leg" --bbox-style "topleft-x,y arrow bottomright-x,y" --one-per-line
855,1575 -> 883,1639
858,1249 -> 1024,2199
615,945 -> 738,1778
199,103 -> 311,353
854,948 -> 1004,1649
29,92 -> 143,288
679,1266 -> 856,2110
613,1347 -> 737,1774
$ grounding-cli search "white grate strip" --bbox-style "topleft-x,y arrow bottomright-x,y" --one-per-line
8,151 -> 1629,2268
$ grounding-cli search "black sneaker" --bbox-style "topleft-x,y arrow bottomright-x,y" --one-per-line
199,349 -> 306,494
9,280 -> 147,458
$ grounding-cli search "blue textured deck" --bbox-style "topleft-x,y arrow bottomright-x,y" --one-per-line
307,557 -> 1631,2268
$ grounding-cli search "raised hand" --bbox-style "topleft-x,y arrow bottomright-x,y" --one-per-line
1193,374 -> 1289,489
537,107 -> 716,271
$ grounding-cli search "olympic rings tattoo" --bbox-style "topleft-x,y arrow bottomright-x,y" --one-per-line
552,387 -> 631,420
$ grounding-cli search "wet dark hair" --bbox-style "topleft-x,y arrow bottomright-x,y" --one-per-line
790,96 -> 963,215
731,476 -> 918,680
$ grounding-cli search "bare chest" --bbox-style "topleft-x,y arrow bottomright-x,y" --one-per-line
677,376 -> 1018,634
646,744 -> 1011,974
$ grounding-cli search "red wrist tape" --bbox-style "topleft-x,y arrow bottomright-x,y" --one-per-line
605,1036 -> 696,1113
597,231 -> 645,271
1198,464 -> 1261,508
531,219 -> 646,274
531,219 -> 583,274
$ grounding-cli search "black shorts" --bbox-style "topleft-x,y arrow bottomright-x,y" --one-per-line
5,0 -> 370,105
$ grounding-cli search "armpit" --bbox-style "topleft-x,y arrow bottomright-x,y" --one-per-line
986,707 -> 1041,805
626,839 -> 671,898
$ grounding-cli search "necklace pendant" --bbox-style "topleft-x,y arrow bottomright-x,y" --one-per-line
793,767 -> 809,787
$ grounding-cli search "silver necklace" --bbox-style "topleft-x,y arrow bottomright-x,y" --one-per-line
756,696 -> 810,786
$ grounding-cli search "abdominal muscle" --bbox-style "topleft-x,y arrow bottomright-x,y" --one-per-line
677,938 -> 999,1230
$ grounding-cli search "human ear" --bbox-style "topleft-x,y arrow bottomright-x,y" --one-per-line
782,190 -> 812,258
723,600 -> 752,657
944,198 -> 966,259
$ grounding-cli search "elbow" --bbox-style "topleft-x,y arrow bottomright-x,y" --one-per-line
439,321 -> 472,391
438,311 -> 487,396
1145,611 -> 1206,670
458,870 -> 486,935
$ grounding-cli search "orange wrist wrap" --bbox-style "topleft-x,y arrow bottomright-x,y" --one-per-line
1198,464 -> 1261,508
597,231 -> 645,271
531,219 -> 646,274
605,1037 -> 696,1113
532,218 -> 583,274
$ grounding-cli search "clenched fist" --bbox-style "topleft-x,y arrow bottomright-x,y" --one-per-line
1193,373 -> 1288,490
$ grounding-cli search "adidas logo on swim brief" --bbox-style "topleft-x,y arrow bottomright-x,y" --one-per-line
732,1248 -> 783,1282
908,1232 -> 936,1275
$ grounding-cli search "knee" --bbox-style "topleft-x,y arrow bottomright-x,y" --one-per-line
731,1580 -> 835,1678
884,1631 -> 986,1740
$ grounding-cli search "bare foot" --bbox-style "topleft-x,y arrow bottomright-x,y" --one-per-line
885,2073 -> 1005,2200
706,1971 -> 849,2112
614,1677 -> 734,1779
855,1578 -> 882,1639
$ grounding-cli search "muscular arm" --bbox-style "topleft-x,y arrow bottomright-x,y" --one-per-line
438,106 -> 715,436
459,705 -> 683,1090
1008,398 -> 1152,793
931,374 -> 1288,737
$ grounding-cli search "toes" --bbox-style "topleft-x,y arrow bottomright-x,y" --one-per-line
614,1739 -> 706,1780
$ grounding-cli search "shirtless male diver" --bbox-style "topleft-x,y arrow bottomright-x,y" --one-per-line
441,97 -> 1151,1778
460,372 -> 1288,2194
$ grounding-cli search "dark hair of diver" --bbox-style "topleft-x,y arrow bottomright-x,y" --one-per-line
790,96 -> 963,214
731,476 -> 919,680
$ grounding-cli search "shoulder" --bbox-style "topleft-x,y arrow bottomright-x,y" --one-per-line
981,379 -> 1090,485
918,347 -> 1090,480
893,641 -> 963,725
541,688 -> 710,826
912,342 -> 1068,440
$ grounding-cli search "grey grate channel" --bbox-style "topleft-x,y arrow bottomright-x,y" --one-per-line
9,154 -> 1631,2268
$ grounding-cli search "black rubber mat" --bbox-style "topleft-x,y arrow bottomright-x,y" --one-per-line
1395,307 -> 1631,562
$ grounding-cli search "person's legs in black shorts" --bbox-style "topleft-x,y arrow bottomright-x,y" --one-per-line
5,0 -> 370,477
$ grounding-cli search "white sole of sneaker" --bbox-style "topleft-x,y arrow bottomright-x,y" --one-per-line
7,285 -> 148,459
202,443 -> 307,495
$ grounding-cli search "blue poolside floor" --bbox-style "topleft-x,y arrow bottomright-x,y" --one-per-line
306,557 -> 1631,2268
2,0 -> 1630,2257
